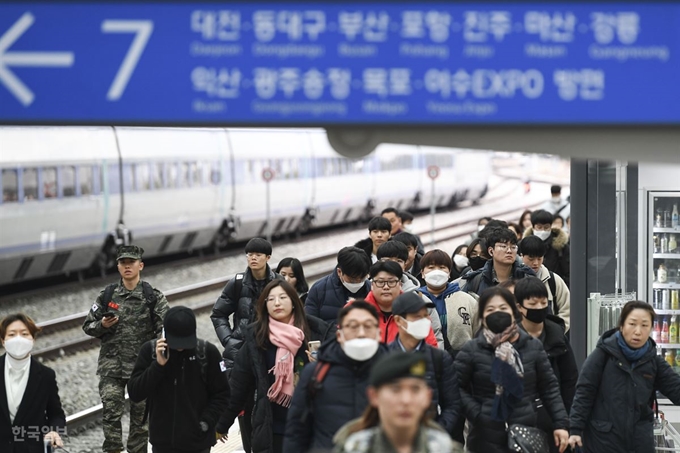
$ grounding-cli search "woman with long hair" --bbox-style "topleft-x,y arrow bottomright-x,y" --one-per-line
454,287 -> 569,453
216,280 -> 332,453
275,257 -> 309,302
518,209 -> 533,235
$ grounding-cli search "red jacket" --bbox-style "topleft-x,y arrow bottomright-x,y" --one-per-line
356,292 -> 438,347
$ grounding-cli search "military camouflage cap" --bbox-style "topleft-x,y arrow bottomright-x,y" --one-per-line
369,351 -> 427,388
117,245 -> 144,261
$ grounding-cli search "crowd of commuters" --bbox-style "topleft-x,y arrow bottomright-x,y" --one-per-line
4,185 -> 680,453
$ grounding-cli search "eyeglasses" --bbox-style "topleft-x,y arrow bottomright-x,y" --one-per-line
372,279 -> 400,288
495,244 -> 518,252
341,322 -> 379,335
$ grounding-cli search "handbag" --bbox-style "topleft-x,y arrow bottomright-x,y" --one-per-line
507,423 -> 550,453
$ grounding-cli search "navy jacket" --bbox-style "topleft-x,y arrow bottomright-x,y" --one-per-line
283,339 -> 386,453
455,329 -> 568,453
387,339 -> 462,442
569,329 -> 680,453
304,267 -> 371,323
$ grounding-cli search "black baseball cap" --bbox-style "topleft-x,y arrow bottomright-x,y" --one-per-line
163,306 -> 197,350
369,351 -> 427,388
392,292 -> 435,317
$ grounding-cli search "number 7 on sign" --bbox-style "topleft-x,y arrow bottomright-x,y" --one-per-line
101,20 -> 153,101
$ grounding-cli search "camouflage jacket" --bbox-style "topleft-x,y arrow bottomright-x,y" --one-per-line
334,425 -> 453,453
82,280 -> 169,379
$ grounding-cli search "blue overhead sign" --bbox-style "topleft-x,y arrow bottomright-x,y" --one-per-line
0,2 -> 678,124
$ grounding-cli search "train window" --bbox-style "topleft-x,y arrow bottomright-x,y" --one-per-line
152,162 -> 163,189
134,163 -> 150,191
2,169 -> 18,203
43,167 -> 57,199
62,166 -> 76,197
79,166 -> 93,195
210,162 -> 221,185
122,164 -> 134,192
106,164 -> 121,194
23,168 -> 38,200
167,163 -> 178,189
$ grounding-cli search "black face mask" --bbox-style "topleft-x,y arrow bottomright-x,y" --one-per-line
469,256 -> 487,271
485,311 -> 513,334
522,306 -> 549,324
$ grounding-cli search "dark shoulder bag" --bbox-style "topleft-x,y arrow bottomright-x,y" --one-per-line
507,423 -> 551,453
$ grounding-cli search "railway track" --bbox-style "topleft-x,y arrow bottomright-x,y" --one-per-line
50,196 -> 544,437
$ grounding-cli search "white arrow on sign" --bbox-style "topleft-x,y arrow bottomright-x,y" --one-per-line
0,12 -> 74,106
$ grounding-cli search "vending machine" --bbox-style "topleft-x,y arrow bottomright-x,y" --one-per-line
643,191 -> 680,371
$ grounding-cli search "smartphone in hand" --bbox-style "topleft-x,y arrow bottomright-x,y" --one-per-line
161,328 -> 168,358
308,341 -> 321,359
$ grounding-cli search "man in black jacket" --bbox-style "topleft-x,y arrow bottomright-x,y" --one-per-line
354,216 -> 392,263
210,237 -> 278,451
387,292 -> 463,450
128,306 -> 229,453
461,228 -> 535,297
304,246 -> 372,323
283,301 -> 386,453
523,209 -> 571,287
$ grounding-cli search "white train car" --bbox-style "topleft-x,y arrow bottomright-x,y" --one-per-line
0,126 -> 491,286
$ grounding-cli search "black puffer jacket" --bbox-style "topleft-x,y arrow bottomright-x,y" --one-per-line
461,260 -> 536,297
569,329 -> 680,453
454,329 -> 568,453
521,316 -> 578,453
387,340 -> 462,442
283,339 -> 387,453
211,266 -> 279,370
304,267 -> 371,324
216,316 -> 333,453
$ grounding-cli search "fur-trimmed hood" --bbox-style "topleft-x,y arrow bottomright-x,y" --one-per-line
523,227 -> 569,252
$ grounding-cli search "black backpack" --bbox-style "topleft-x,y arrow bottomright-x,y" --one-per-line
102,281 -> 158,327
546,271 -> 557,315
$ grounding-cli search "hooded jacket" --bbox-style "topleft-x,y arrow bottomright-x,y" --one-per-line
524,227 -> 570,287
211,266 -> 279,371
454,329 -> 568,453
460,260 -> 536,297
216,316 -> 333,453
569,329 -> 680,453
127,340 -> 230,452
359,292 -> 439,347
283,339 -> 387,453
304,267 -> 372,323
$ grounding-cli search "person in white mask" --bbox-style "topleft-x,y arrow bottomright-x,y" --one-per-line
0,313 -> 65,452
522,209 -> 571,288
419,250 -> 478,358
283,301 -> 387,453
388,292 -> 464,452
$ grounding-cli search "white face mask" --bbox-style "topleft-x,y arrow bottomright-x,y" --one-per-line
402,224 -> 413,233
342,280 -> 365,294
341,337 -> 380,362
477,225 -> 485,232
4,336 -> 34,359
453,254 -> 469,268
404,318 -> 431,340
534,230 -> 551,241
424,269 -> 449,287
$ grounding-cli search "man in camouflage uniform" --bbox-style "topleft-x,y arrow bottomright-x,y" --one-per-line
83,245 -> 169,453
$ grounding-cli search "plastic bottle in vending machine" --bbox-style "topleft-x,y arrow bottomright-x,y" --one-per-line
672,290 -> 679,310
673,204 -> 679,228
662,317 -> 670,343
653,320 -> 661,342
658,264 -> 668,283
670,234 -> 678,253
667,350 -> 676,367
670,316 -> 678,344
675,350 -> 680,373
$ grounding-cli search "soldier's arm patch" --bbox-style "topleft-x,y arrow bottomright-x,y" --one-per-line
219,361 -> 227,372
91,304 -> 99,312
